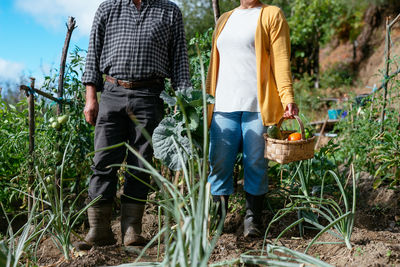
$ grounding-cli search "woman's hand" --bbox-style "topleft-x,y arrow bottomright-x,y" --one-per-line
283,103 -> 299,119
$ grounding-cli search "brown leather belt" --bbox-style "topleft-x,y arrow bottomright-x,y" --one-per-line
105,75 -> 163,89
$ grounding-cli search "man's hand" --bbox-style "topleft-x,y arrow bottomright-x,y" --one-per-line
84,84 -> 99,126
283,103 -> 299,119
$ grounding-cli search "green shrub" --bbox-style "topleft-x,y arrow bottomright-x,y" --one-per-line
335,78 -> 400,188
0,47 -> 94,214
319,63 -> 354,89
293,74 -> 326,120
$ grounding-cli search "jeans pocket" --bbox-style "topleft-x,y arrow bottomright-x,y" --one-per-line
103,81 -> 114,93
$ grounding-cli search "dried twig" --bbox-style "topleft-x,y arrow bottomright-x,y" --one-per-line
57,17 -> 77,115
389,13 -> 400,28
212,0 -> 220,24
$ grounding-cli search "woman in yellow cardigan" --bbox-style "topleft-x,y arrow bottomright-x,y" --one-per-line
206,0 -> 299,237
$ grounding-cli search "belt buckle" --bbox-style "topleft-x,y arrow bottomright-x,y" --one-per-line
118,79 -> 132,89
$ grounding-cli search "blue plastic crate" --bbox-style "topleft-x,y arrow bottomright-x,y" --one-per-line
328,109 -> 342,120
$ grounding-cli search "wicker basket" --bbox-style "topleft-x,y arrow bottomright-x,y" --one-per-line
264,115 -> 315,164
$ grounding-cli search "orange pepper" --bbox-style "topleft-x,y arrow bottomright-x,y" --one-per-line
288,132 -> 302,141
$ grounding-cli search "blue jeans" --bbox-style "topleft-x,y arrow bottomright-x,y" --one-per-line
208,112 -> 268,196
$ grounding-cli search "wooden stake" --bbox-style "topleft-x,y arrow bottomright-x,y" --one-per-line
369,91 -> 375,120
57,17 -> 76,115
20,85 -> 61,103
315,116 -> 328,150
28,77 -> 35,212
380,17 -> 391,133
212,0 -> 220,24
379,13 -> 400,132
55,17 -> 76,195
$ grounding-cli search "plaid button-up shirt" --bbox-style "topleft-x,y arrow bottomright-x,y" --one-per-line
82,0 -> 191,91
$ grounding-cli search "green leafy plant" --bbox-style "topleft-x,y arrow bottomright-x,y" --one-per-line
0,99 -> 30,211
188,28 -> 213,89
12,137 -> 100,261
335,73 -> 400,189
36,138 -> 101,260
288,0 -> 345,77
265,165 -> 358,252
152,87 -> 214,171
354,247 -> 365,257
37,47 -> 94,193
319,63 -> 354,89
370,129 -> 400,188
0,191 -> 47,267
279,142 -> 340,198
293,74 -> 326,120
0,47 -> 94,215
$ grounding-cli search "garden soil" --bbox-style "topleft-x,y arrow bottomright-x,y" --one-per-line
36,171 -> 400,267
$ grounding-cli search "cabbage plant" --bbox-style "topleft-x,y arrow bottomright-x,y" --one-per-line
152,87 -> 214,171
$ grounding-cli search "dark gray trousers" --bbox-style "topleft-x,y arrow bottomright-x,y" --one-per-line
88,81 -> 164,204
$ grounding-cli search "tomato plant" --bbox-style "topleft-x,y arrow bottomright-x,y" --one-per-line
0,47 -> 94,213
335,79 -> 400,189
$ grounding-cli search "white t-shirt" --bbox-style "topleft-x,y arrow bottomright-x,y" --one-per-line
214,7 -> 262,112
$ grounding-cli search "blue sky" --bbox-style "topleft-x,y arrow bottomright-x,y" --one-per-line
0,0 -> 104,89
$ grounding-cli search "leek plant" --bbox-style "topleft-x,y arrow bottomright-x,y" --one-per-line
264,164 -> 358,252
8,136 -> 101,262
0,192 -> 47,267
35,136 -> 101,261
210,245 -> 333,267
241,245 -> 334,266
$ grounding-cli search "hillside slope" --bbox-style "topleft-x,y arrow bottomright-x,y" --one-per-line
320,8 -> 400,95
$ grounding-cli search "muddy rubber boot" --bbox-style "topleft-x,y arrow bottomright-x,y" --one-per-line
74,202 -> 116,250
243,192 -> 264,238
121,203 -> 146,246
212,195 -> 229,229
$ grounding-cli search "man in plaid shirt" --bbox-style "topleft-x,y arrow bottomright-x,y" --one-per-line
75,0 -> 191,250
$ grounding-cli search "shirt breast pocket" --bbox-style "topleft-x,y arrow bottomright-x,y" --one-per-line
149,20 -> 170,45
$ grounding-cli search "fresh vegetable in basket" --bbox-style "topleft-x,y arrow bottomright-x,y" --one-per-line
288,132 -> 302,141
305,128 -> 314,139
267,125 -> 282,139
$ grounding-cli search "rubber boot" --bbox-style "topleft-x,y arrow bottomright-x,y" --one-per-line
212,195 -> 229,229
121,203 -> 146,246
243,192 -> 264,238
74,202 -> 116,250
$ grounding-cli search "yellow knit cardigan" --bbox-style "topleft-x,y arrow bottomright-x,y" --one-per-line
206,5 -> 295,127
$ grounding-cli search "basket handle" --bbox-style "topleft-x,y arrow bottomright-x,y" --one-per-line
276,115 -> 306,141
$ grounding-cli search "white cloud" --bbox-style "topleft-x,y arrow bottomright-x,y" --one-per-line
0,58 -> 25,82
15,0 -> 104,37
